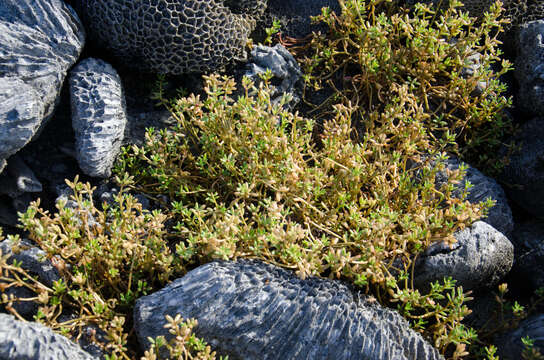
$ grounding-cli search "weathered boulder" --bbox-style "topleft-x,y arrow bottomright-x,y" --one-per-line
499,117 -> 544,218
74,0 -> 265,74
515,20 -> 544,116
413,221 -> 513,292
0,313 -> 96,360
0,155 -> 42,198
69,58 -> 127,178
0,0 -> 85,170
134,260 -> 443,360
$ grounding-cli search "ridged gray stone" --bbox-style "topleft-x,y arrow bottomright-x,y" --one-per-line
69,58 -> 127,178
134,260 -> 443,360
499,117 -> 544,218
0,313 -> 96,360
0,0 -> 85,168
74,0 -> 267,74
515,20 -> 544,116
414,221 -> 514,292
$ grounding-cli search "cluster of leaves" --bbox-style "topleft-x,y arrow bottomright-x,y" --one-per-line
115,70 -> 488,356
300,0 -> 513,172
0,176 -> 185,358
143,315 -> 225,360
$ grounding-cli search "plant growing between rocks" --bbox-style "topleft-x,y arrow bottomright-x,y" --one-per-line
0,0 -> 520,358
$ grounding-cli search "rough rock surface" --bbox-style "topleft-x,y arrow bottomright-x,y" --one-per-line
439,157 -> 514,235
243,44 -> 302,108
0,0 -> 85,168
499,117 -> 544,218
0,313 -> 95,360
414,221 -> 514,292
74,0 -> 265,74
134,260 -> 443,360
69,58 -> 127,178
0,238 -> 61,317
510,220 -> 544,292
515,20 -> 544,116
496,314 -> 544,360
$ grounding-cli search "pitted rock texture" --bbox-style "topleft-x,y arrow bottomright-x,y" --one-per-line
243,44 -> 302,108
515,20 -> 544,116
438,157 -> 513,235
510,220 -> 544,293
0,0 -> 85,167
74,0 -> 266,74
0,313 -> 96,360
496,314 -> 544,360
499,117 -> 544,218
0,78 -> 43,166
134,260 -> 443,360
70,58 -> 127,178
414,221 -> 513,292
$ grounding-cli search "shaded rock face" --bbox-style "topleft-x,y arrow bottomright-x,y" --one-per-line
414,221 -> 513,292
74,0 -> 265,74
0,238 -> 61,317
438,157 -> 514,236
496,314 -> 544,360
0,0 -> 85,169
134,260 -> 443,360
0,313 -> 96,360
499,117 -> 544,218
510,220 -> 544,293
515,20 -> 544,116
69,58 -> 127,178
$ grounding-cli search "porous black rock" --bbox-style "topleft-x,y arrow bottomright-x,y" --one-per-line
499,117 -> 544,218
134,260 -> 443,360
74,0 -> 266,74
0,0 -> 85,167
0,313 -> 96,360
510,220 -> 544,293
413,221 -> 514,292
515,20 -> 544,116
69,58 -> 127,178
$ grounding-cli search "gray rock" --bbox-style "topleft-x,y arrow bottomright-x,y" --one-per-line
74,0 -> 266,74
244,44 -> 302,108
414,221 -> 514,292
134,260 -> 443,360
0,238 -> 61,317
515,20 -> 544,116
510,220 -> 544,292
496,314 -> 544,360
0,313 -> 96,360
0,155 -> 42,198
70,58 -> 127,178
499,117 -> 544,218
439,157 -> 514,235
0,0 -> 85,165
